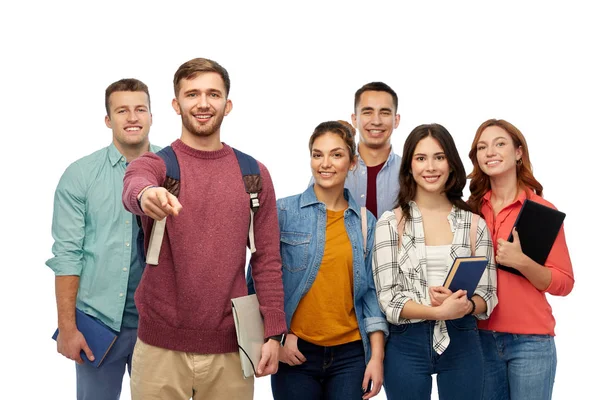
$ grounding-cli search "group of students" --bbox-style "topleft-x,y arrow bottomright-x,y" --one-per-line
47,57 -> 574,400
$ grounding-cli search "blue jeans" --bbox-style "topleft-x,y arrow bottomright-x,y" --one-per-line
479,330 -> 556,400
271,338 -> 366,400
383,316 -> 483,400
76,327 -> 137,400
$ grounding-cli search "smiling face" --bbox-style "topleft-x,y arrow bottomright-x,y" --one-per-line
172,72 -> 232,139
352,90 -> 400,150
105,91 -> 152,149
476,125 -> 523,178
311,132 -> 356,194
411,135 -> 450,196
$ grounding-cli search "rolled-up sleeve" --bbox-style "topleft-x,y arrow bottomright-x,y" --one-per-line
46,162 -> 87,276
473,217 -> 498,320
372,213 -> 413,325
362,215 -> 389,337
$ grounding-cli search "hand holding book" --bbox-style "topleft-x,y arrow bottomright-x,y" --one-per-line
56,327 -> 95,365
496,228 -> 527,272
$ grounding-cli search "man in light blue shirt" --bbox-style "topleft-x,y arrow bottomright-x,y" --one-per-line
308,83 -> 402,218
46,78 -> 160,400
348,82 -> 402,218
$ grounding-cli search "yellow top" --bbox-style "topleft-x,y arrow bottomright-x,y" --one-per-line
290,209 -> 361,346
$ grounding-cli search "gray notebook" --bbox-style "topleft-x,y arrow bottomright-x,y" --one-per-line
231,294 -> 264,378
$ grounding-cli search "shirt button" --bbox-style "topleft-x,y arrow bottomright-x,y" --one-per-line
125,242 -> 130,247
361,194 -> 365,198
362,171 -> 366,174
123,268 -> 128,272
119,293 -> 124,297
126,220 -> 130,224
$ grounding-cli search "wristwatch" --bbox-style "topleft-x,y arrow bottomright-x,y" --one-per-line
266,334 -> 286,346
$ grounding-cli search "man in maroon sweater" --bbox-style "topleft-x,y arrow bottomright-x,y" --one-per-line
122,58 -> 286,400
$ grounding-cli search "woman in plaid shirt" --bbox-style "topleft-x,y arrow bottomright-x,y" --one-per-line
372,123 -> 497,399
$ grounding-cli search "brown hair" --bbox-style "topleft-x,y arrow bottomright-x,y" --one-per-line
309,121 -> 356,158
173,58 -> 230,97
467,119 -> 543,214
336,120 -> 356,140
354,82 -> 398,113
395,123 -> 470,221
104,78 -> 150,116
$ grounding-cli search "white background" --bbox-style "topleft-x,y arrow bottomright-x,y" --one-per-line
1,1 -> 598,399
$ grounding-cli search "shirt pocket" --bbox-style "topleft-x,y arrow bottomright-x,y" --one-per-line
280,232 -> 312,272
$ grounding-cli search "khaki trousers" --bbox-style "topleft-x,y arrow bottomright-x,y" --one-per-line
131,338 -> 254,400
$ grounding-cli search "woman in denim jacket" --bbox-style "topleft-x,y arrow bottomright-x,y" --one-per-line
271,121 -> 388,400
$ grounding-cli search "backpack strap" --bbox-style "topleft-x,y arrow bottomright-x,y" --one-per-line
470,214 -> 480,256
393,207 -> 405,248
360,207 -> 368,258
146,146 -> 180,265
233,148 -> 262,253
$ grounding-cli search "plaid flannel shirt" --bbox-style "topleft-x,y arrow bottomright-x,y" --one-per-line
373,201 -> 497,354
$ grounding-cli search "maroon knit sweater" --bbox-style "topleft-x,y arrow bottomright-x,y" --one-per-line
123,140 -> 286,353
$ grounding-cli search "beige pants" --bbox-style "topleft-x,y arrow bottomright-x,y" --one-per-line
131,338 -> 254,400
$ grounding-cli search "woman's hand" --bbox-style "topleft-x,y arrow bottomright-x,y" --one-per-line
362,357 -> 383,399
278,333 -> 306,366
496,228 -> 527,270
429,286 -> 452,306
435,290 -> 471,320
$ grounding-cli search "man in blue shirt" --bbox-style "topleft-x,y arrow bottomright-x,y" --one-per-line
46,78 -> 160,400
348,82 -> 402,218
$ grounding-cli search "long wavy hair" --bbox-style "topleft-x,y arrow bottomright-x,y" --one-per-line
395,123 -> 471,221
467,119 -> 543,214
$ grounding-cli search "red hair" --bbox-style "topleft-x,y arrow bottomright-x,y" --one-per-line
467,119 -> 543,214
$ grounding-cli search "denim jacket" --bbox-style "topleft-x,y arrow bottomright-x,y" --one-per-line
267,186 -> 388,362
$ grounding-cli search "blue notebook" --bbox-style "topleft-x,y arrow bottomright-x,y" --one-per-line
52,309 -> 118,368
443,256 -> 488,298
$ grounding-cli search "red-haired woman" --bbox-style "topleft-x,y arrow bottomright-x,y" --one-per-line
467,119 -> 574,400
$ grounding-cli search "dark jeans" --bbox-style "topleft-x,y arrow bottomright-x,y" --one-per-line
271,338 -> 366,400
383,316 -> 484,400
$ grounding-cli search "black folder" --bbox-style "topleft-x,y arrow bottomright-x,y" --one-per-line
497,199 -> 565,277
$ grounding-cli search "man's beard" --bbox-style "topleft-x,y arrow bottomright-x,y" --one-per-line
181,109 -> 225,137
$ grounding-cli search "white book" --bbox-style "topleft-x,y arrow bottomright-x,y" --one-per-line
231,294 -> 264,378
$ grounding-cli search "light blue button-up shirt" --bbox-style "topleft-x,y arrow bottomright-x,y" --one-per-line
46,143 -> 160,331
344,147 -> 401,219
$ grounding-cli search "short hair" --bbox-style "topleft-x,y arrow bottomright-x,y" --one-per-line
104,78 -> 150,116
309,121 -> 357,159
173,58 -> 230,97
395,123 -> 470,220
354,82 -> 398,113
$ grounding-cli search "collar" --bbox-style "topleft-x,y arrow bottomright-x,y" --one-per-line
356,144 -> 397,168
300,186 -> 361,217
108,142 -> 158,167
481,187 -> 529,208
108,142 -> 125,167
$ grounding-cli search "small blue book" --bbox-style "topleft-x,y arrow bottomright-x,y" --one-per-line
52,309 -> 118,368
443,256 -> 488,298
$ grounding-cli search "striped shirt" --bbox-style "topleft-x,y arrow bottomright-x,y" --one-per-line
373,201 -> 498,354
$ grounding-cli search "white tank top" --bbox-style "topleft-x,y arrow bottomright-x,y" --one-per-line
426,245 -> 452,287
